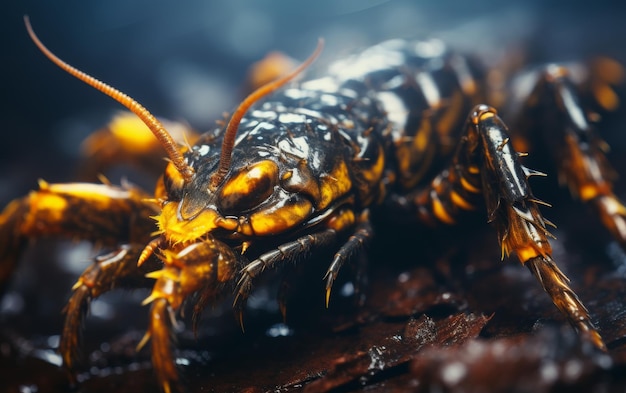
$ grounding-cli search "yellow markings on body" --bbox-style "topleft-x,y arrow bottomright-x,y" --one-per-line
579,184 -> 601,201
326,209 -> 355,232
220,160 -> 278,198
590,57 -> 624,111
594,84 -> 619,112
81,112 -> 195,169
393,117 -> 434,189
32,190 -> 68,213
248,198 -> 313,236
450,190 -> 474,210
478,111 -> 495,121
515,245 -> 545,264
360,145 -> 385,184
71,279 -> 84,291
21,184 -> 69,230
413,117 -> 432,154
157,202 -> 219,244
164,162 -> 185,192
45,182 -> 133,202
500,204 -> 553,264
357,146 -> 386,206
431,192 -> 455,225
436,91 -> 463,141
460,176 -> 480,193
109,112 -> 158,153
215,217 -> 238,231
319,160 -> 352,210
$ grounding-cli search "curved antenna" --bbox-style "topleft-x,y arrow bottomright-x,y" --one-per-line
24,16 -> 195,182
209,38 -> 324,189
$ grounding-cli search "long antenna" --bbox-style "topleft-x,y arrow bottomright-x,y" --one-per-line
24,15 -> 195,182
209,38 -> 324,189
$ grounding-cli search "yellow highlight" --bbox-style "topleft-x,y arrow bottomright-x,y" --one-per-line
432,194 -> 455,225
450,190 -> 474,210
23,189 -> 69,231
216,217 -> 238,231
595,84 -> 619,112
46,182 -> 132,203
413,118 -> 431,153
220,160 -> 278,197
326,209 -> 355,231
360,146 -> 385,183
157,202 -> 219,244
33,191 -> 69,214
164,162 -> 185,192
467,165 -> 480,175
516,245 -> 543,263
249,198 -> 312,236
579,184 -> 600,202
109,112 -> 157,153
479,111 -> 495,121
436,91 -> 463,138
460,176 -> 480,193
319,161 -> 352,210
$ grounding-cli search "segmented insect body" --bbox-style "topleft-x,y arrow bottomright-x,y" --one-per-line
2,20 -> 623,393
169,38 -> 481,239
165,39 -> 484,309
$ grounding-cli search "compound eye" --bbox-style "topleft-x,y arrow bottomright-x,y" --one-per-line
218,160 -> 279,214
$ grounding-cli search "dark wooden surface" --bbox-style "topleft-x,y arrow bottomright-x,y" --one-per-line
2,198 -> 626,392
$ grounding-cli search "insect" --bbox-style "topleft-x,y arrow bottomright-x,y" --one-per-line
1,16 -> 624,393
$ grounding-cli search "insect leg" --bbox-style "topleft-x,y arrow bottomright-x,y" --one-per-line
324,210 -> 374,306
0,181 -> 157,295
388,105 -> 605,350
140,239 -> 241,393
516,65 -> 626,247
60,244 -> 160,375
233,229 -> 338,321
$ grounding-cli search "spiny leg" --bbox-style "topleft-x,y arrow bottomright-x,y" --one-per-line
0,181 -> 161,378
233,229 -> 338,323
478,105 -> 605,349
0,181 -> 157,295
61,244 -> 161,374
526,256 -> 602,348
139,238 -> 241,393
516,65 -> 626,247
388,104 -> 605,350
324,210 -> 374,306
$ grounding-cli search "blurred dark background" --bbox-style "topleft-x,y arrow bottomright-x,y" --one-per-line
2,0 -> 626,204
